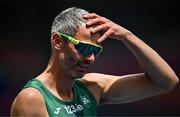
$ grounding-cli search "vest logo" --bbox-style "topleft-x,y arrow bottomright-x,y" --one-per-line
64,103 -> 83,114
54,107 -> 61,114
54,103 -> 83,115
80,95 -> 91,108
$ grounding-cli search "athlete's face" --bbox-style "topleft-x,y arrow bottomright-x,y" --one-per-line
62,22 -> 101,78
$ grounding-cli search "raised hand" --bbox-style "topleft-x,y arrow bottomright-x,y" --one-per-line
84,13 -> 132,43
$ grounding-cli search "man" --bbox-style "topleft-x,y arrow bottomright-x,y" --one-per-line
11,7 -> 179,116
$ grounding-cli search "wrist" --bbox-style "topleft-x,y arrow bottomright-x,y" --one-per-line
123,30 -> 133,39
116,30 -> 133,41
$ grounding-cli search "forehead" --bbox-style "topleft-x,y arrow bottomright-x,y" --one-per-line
73,22 -> 101,45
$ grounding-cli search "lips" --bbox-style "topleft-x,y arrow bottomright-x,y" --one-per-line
78,63 -> 89,68
76,63 -> 89,72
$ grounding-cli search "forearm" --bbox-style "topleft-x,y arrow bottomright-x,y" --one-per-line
121,32 -> 179,90
83,13 -> 178,89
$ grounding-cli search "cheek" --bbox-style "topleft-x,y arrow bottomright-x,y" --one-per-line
64,45 -> 79,68
63,50 -> 86,78
68,43 -> 82,61
66,54 -> 77,67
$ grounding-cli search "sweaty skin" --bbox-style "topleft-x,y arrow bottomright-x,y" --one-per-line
11,13 -> 179,116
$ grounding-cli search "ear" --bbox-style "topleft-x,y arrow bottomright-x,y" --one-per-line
51,33 -> 62,50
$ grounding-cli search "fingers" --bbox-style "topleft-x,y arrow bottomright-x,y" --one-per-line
91,24 -> 109,33
97,29 -> 114,43
86,18 -> 103,26
83,13 -> 99,19
86,17 -> 109,27
84,13 -> 109,26
84,13 -> 113,42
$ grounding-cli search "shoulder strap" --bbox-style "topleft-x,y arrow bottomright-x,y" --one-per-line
23,79 -> 43,89
74,79 -> 97,107
23,79 -> 61,116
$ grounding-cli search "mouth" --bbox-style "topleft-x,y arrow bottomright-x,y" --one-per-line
76,63 -> 89,72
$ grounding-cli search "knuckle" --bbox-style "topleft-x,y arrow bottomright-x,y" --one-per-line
95,17 -> 100,21
108,22 -> 113,27
104,33 -> 109,37
102,25 -> 106,29
94,18 -> 99,21
102,17 -> 109,21
91,13 -> 96,15
91,18 -> 98,24
106,19 -> 111,23
100,17 -> 105,21
103,24 -> 110,29
91,13 -> 99,17
110,29 -> 114,33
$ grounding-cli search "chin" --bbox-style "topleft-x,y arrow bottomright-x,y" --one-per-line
70,71 -> 86,79
77,72 -> 85,78
73,72 -> 86,79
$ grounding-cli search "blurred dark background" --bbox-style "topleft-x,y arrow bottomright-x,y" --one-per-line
0,0 -> 180,116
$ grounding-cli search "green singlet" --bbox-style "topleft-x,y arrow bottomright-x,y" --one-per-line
23,79 -> 97,116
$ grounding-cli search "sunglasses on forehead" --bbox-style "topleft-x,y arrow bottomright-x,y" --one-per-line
58,32 -> 103,57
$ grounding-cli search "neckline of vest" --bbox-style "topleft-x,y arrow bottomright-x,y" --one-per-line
33,78 -> 78,104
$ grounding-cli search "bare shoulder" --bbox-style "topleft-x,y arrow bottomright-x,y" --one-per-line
80,73 -> 115,104
82,73 -> 111,87
82,72 -> 122,89
11,88 -> 48,116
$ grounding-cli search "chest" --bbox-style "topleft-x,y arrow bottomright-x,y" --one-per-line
46,94 -> 96,116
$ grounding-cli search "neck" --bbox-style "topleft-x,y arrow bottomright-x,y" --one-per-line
39,52 -> 74,101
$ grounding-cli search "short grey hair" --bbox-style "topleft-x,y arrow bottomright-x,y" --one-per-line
51,7 -> 90,36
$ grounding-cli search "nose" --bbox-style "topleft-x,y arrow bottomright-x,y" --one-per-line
85,53 -> 95,63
